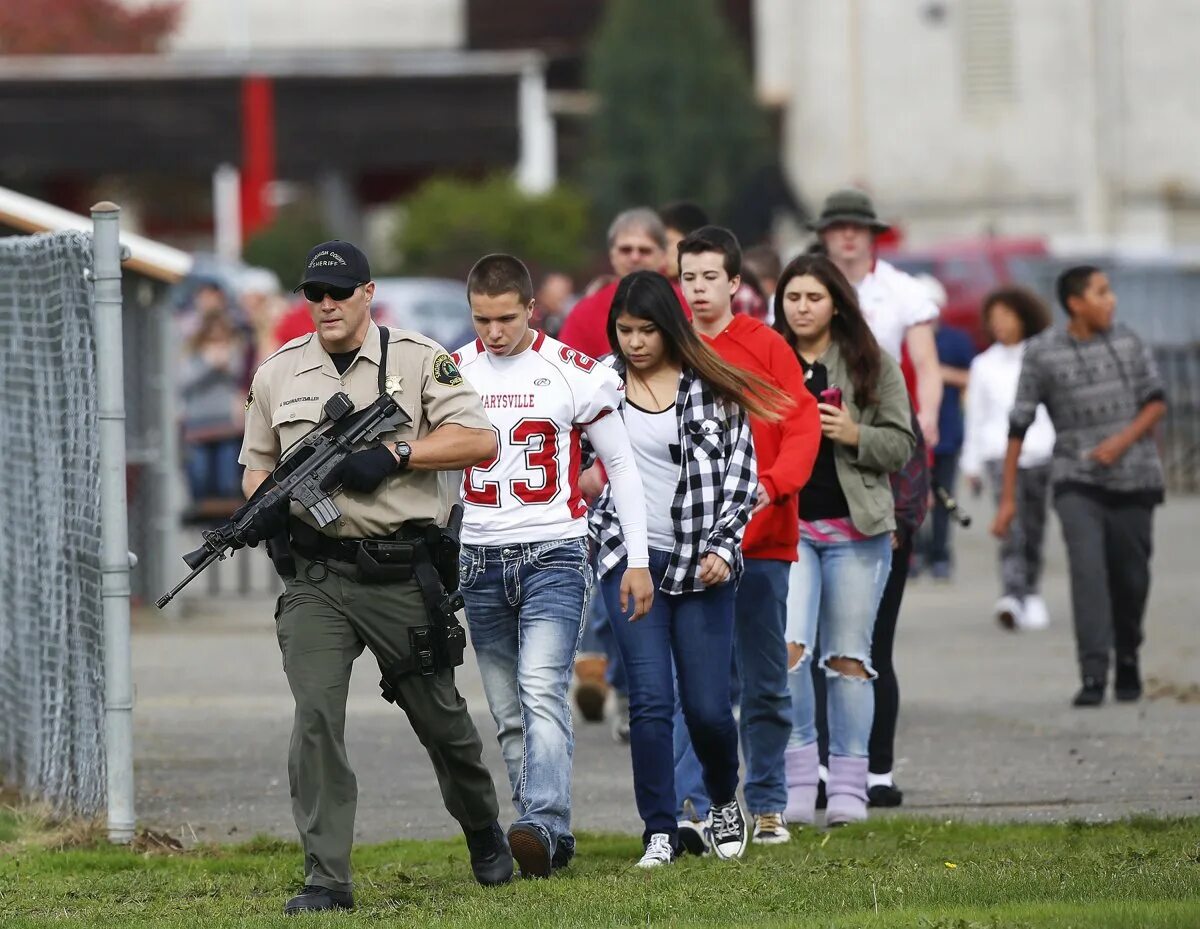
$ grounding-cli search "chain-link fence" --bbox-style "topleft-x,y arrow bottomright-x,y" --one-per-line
0,230 -> 106,814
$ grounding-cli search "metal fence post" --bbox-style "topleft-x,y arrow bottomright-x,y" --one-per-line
92,202 -> 135,843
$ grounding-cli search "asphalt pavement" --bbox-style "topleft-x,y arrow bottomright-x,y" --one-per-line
131,494 -> 1200,845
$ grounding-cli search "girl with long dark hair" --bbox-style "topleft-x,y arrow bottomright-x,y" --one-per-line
771,255 -> 916,826
589,270 -> 784,866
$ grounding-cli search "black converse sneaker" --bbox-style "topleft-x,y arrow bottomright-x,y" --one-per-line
707,798 -> 748,860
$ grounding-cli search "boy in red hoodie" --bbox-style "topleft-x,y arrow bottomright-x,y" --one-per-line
673,226 -> 820,847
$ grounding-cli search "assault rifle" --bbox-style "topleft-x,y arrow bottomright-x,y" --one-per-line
155,391 -> 410,608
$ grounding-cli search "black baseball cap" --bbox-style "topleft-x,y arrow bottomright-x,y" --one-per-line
293,240 -> 372,292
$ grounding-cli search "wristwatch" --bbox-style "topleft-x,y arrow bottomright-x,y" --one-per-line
392,440 -> 412,471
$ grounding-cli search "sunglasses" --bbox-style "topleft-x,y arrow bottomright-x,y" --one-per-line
302,282 -> 361,303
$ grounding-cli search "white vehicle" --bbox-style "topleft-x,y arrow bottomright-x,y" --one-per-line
371,277 -> 475,350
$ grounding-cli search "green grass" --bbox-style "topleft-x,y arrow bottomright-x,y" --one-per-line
0,817 -> 1197,927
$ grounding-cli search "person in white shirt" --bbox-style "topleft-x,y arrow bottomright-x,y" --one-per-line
962,287 -> 1056,631
812,189 -> 943,445
454,254 -> 653,879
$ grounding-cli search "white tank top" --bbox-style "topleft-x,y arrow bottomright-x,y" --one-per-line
624,400 -> 681,553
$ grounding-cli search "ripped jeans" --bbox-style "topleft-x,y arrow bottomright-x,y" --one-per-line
785,532 -> 892,758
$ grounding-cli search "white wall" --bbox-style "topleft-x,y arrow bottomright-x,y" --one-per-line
140,0 -> 465,53
758,0 -> 1200,248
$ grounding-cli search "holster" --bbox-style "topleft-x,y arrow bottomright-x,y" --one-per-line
354,539 -> 416,584
265,530 -> 296,579
377,515 -> 467,703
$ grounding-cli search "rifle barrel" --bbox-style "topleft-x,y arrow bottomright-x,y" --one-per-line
155,549 -> 224,609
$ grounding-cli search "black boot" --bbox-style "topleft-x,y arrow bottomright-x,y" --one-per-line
1114,655 -> 1142,702
1072,676 -> 1105,707
465,821 -> 514,887
284,885 -> 354,915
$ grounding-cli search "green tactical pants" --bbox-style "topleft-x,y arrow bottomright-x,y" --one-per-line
274,554 -> 500,893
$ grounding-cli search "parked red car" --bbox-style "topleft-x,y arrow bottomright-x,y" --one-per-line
880,237 -> 1049,348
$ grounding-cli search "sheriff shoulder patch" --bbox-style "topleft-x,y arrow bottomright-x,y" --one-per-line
244,387 -> 254,410
433,352 -> 463,387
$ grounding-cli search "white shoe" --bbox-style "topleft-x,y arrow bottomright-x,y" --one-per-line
611,694 -> 630,743
1020,594 -> 1050,630
636,833 -> 675,869
751,812 -> 791,845
993,595 -> 1025,632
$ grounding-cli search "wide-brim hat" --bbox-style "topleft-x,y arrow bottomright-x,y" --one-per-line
294,239 -> 371,292
808,188 -> 891,233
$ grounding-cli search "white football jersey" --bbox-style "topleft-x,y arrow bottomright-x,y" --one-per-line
454,331 -> 623,545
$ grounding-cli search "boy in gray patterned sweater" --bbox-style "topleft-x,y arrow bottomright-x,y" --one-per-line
993,266 -> 1167,707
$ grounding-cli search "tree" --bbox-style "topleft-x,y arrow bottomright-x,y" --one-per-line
243,200 -> 331,289
391,176 -> 589,278
0,0 -> 181,55
584,0 -> 772,224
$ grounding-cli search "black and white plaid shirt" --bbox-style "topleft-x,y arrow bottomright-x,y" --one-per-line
588,363 -> 757,595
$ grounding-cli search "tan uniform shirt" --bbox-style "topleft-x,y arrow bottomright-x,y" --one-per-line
239,321 -> 490,538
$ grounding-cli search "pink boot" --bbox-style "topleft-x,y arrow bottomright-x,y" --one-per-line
825,755 -> 869,826
783,743 -> 819,825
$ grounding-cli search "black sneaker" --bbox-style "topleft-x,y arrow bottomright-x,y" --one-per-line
284,885 -> 354,915
507,823 -> 553,878
551,838 -> 575,872
708,798 -> 748,860
1072,676 -> 1105,707
1115,656 -> 1142,702
867,782 -> 904,808
465,821 -> 514,886
676,819 -> 710,857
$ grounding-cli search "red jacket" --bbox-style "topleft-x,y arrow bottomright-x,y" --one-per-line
703,315 -> 820,561
559,279 -> 690,359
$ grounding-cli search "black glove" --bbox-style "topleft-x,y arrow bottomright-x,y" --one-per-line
234,496 -> 291,548
321,445 -> 398,495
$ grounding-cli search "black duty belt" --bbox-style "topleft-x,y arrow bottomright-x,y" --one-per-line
288,518 -> 422,563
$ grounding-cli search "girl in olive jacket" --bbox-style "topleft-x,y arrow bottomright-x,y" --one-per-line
771,254 -> 916,826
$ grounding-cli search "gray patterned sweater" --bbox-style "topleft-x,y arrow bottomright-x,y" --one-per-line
1008,324 -> 1165,498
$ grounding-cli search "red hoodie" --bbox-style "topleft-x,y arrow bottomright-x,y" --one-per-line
559,279 -> 690,360
703,314 -> 820,561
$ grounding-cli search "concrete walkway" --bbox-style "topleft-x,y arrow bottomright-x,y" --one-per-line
131,495 -> 1200,845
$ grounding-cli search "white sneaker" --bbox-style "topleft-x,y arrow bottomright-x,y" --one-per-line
611,693 -> 630,743
752,812 -> 791,845
708,798 -> 749,860
993,595 -> 1025,632
1020,594 -> 1050,630
636,833 -> 674,869
676,818 -> 710,857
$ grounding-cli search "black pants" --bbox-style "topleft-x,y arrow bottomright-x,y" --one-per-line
1054,490 -> 1154,681
926,451 -> 960,568
815,533 -> 911,775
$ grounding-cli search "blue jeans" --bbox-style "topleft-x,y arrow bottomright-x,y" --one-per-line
602,551 -> 739,843
675,557 -> 792,817
185,437 -> 242,500
787,534 -> 891,757
459,536 -> 591,855
578,555 -> 627,694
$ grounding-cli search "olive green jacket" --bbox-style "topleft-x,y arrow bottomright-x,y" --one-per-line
814,341 -> 916,537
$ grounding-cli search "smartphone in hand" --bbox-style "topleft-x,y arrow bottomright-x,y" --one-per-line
819,386 -> 843,409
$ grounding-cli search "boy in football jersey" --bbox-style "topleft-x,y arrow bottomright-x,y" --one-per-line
454,254 -> 653,878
